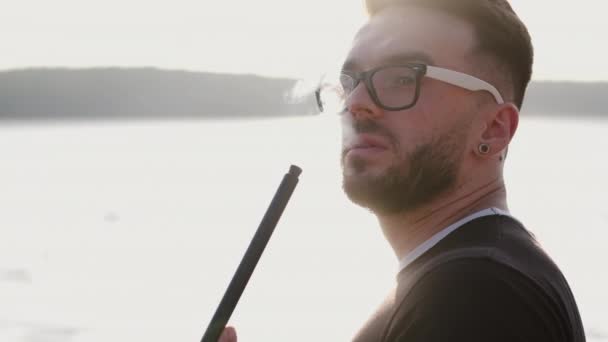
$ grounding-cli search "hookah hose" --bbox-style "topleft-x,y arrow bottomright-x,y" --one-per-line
201,165 -> 302,342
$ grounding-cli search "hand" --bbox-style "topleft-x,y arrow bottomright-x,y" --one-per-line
219,326 -> 237,342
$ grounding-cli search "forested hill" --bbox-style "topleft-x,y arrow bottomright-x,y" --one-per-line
0,68 -> 605,121
524,81 -> 607,117
0,68 -> 317,121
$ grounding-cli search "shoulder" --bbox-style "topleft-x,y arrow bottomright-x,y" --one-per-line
387,258 -> 572,342
408,258 -> 552,308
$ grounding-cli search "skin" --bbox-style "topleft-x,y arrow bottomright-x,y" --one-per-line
221,4 -> 520,340
342,5 -> 519,261
219,326 -> 236,342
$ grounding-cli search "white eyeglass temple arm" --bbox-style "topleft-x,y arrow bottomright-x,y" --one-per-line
426,66 -> 505,104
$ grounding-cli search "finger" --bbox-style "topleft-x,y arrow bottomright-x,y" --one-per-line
219,326 -> 237,342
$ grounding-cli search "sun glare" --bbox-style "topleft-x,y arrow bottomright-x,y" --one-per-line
0,1 -> 606,79
0,0 -> 366,80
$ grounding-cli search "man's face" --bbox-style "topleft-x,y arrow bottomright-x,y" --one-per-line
341,6 -> 480,215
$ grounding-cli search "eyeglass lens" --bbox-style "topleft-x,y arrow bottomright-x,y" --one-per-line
319,66 -> 419,112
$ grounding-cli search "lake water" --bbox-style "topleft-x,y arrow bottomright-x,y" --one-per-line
0,115 -> 606,341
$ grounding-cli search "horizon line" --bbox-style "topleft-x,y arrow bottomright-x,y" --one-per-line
1,66 -> 607,84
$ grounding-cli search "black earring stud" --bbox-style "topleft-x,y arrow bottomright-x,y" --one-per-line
478,143 -> 490,154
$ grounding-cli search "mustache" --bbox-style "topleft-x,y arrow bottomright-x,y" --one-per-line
352,119 -> 397,148
341,118 -> 398,162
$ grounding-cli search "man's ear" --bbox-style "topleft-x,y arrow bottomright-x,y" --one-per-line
479,103 -> 519,156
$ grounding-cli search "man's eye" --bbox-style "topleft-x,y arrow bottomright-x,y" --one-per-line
391,76 -> 415,86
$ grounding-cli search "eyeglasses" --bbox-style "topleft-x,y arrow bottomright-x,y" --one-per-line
315,63 -> 504,113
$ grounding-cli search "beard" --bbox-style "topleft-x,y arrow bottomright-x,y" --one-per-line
342,119 -> 466,216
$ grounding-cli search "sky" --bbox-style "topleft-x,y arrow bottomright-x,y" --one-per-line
1,1 -> 607,81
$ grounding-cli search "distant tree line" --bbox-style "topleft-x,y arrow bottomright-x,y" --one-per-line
0,68 -> 605,121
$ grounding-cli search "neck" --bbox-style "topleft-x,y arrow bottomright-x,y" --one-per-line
376,176 -> 508,261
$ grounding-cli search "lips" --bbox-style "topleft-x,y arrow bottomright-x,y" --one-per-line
345,134 -> 391,155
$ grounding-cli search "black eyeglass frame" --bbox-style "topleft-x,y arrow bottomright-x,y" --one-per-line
315,63 -> 429,112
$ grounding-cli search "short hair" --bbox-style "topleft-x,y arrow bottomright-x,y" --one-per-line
366,0 -> 534,109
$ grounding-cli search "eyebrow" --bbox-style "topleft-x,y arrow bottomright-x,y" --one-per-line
341,51 -> 435,72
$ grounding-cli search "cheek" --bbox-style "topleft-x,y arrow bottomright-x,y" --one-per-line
410,96 -> 472,141
386,111 -> 432,149
415,80 -> 470,119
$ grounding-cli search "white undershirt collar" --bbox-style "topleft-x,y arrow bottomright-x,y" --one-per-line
397,207 -> 513,273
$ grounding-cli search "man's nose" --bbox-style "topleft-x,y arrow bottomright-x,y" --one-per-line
345,82 -> 384,120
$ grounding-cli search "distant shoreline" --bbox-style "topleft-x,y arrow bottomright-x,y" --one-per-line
0,68 -> 605,120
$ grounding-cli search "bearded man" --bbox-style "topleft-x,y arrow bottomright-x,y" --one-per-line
220,0 -> 586,341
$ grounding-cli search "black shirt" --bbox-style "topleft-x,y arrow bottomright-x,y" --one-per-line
352,215 -> 586,342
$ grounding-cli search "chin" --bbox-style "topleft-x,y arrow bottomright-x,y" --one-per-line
341,162 -> 395,212
342,153 -> 391,178
341,146 -> 461,215
341,173 -> 396,214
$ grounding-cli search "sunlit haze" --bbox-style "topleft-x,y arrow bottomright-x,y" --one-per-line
2,2 -> 607,341
2,0 -> 607,81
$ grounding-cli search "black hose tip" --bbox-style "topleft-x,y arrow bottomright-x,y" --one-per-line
289,165 -> 302,177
